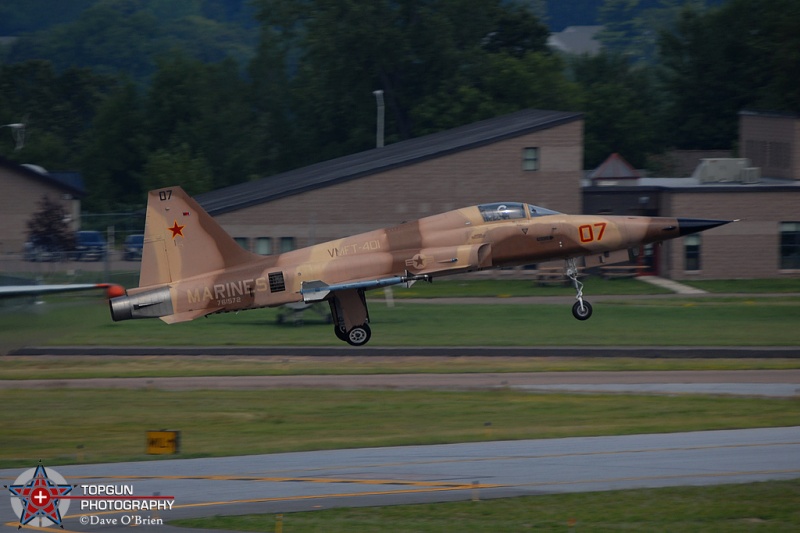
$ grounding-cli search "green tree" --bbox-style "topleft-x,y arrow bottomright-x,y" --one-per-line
25,195 -> 76,254
252,0 -> 562,166
143,143 -> 213,196
0,60 -> 114,168
144,53 -> 260,190
80,82 -> 148,210
658,0 -> 800,149
4,0 -> 257,85
571,52 -> 660,167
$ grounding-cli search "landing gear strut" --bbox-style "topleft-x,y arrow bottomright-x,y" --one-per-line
566,258 -> 592,320
329,289 -> 373,346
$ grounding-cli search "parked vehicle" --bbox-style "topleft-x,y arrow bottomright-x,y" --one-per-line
71,231 -> 107,261
124,234 -> 144,261
23,237 -> 62,262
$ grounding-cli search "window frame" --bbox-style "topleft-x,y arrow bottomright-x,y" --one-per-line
684,234 -> 701,272
522,147 -> 540,171
779,222 -> 800,270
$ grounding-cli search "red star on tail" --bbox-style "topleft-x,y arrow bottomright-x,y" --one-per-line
168,220 -> 185,239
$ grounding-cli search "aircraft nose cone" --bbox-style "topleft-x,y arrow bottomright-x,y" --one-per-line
676,218 -> 732,236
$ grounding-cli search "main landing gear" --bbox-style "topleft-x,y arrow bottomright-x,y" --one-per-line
566,258 -> 592,321
328,289 -> 373,346
334,323 -> 372,346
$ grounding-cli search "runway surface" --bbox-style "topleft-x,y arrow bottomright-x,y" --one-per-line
3,367 -> 799,530
2,427 -> 799,531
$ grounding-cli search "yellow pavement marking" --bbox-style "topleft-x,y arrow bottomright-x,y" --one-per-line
77,474 -> 480,488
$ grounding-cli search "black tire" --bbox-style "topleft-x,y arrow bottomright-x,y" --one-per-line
334,325 -> 349,342
346,324 -> 372,346
572,300 -> 593,320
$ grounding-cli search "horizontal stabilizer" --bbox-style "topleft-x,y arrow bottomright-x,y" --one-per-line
0,283 -> 123,298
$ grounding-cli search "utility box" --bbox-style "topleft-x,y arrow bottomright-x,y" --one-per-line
692,158 -> 760,183
146,430 -> 181,455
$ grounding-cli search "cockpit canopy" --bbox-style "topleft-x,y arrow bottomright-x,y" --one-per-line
478,202 -> 560,223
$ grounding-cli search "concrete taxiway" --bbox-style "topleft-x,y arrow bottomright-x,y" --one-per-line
2,427 -> 799,531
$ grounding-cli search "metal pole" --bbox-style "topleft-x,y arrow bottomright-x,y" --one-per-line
105,225 -> 114,282
373,90 -> 384,148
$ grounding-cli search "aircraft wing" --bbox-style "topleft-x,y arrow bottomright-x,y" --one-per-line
0,283 -> 123,299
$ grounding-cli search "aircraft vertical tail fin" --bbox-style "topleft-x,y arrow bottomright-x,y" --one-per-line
139,186 -> 260,287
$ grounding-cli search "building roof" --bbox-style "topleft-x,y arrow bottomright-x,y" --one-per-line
589,153 -> 640,181
196,109 -> 583,215
584,176 -> 800,193
0,156 -> 85,197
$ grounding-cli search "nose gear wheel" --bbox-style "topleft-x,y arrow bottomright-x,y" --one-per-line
566,258 -> 592,320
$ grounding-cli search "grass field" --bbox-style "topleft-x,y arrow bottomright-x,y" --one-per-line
2,292 -> 799,350
2,355 -> 800,380
1,388 -> 798,469
172,479 -> 800,532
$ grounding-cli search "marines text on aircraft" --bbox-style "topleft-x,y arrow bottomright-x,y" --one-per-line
109,187 -> 732,346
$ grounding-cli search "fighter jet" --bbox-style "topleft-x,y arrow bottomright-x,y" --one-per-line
109,186 -> 731,345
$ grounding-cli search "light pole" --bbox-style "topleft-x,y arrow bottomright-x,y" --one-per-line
372,90 -> 384,148
2,120 -> 27,151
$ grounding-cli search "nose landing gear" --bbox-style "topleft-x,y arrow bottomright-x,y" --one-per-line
566,258 -> 592,320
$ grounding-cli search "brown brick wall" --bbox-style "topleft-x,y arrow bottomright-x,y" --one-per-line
216,120 -> 584,250
667,190 -> 799,279
739,114 -> 800,180
0,169 -> 79,253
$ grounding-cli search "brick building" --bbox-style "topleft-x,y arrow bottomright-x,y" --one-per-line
739,110 -> 800,180
0,157 -> 83,254
196,108 -> 800,280
585,111 -> 800,280
197,109 -> 584,254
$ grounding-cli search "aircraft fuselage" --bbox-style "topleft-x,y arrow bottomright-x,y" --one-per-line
110,189 -> 730,345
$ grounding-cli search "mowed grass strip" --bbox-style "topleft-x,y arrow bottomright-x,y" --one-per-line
3,355 -> 800,380
2,388 -> 798,468
2,295 -> 800,348
171,479 -> 800,532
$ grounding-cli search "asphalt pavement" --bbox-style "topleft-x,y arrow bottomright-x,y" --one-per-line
3,427 -> 799,532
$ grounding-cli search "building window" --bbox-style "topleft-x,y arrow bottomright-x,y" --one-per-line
280,237 -> 295,253
255,237 -> 273,255
684,235 -> 701,271
234,237 -> 249,251
780,222 -> 800,270
522,147 -> 539,171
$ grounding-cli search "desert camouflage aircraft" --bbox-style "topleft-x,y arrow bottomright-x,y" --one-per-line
110,186 -> 731,345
